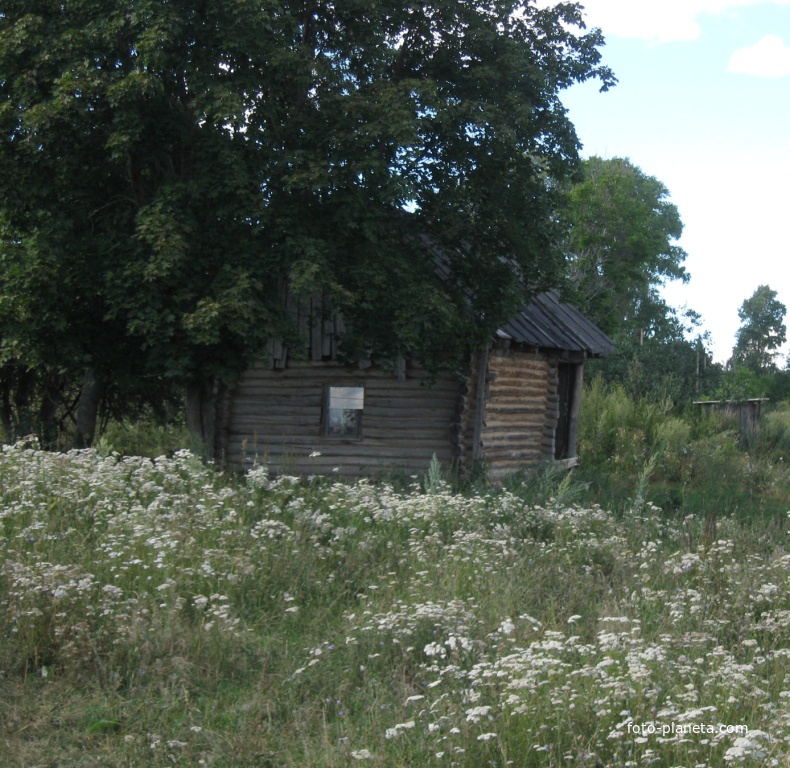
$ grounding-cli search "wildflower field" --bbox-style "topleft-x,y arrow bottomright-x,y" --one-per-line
1,442 -> 790,767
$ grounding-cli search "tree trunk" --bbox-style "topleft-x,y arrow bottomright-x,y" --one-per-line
0,365 -> 13,443
186,380 -> 215,459
38,370 -> 63,449
75,370 -> 104,448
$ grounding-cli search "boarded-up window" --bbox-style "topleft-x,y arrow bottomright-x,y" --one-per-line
325,386 -> 364,437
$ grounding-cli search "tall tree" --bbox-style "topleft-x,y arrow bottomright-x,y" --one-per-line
731,285 -> 787,373
0,1 -> 614,444
564,156 -> 688,339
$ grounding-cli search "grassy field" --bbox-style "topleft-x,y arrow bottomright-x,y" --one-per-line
1,432 -> 790,767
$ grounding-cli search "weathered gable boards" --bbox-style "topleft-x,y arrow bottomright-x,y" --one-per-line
210,291 -> 614,478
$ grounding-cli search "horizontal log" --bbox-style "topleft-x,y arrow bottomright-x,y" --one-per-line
234,379 -> 327,392
489,358 -> 547,368
232,383 -> 460,402
487,386 -> 548,398
234,378 -> 460,399
483,423 -> 544,434
240,362 -> 458,380
487,457 -> 544,470
489,356 -> 547,367
234,385 -> 459,401
488,371 -> 547,382
227,434 -> 452,452
485,406 -> 547,417
246,453 -> 455,468
483,444 -> 542,455
482,430 -> 543,444
485,415 -> 546,426
484,401 -> 546,413
484,452 -> 544,464
226,443 -> 454,463
487,394 -> 546,403
231,392 -> 456,410
229,414 -> 454,432
229,400 -> 456,418
231,406 -> 321,419
229,414 -> 319,427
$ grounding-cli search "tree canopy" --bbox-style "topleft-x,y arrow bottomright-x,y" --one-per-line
0,0 -> 614,443
562,156 -> 723,406
731,285 -> 787,374
564,156 -> 688,340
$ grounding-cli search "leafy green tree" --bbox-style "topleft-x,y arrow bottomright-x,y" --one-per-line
587,308 -> 721,408
731,285 -> 787,374
0,0 -> 614,445
563,156 -> 716,407
565,156 -> 688,339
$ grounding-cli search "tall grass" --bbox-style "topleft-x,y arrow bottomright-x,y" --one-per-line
1,441 -> 790,766
578,378 -> 790,521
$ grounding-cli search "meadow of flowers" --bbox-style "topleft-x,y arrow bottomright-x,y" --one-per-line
1,440 -> 789,767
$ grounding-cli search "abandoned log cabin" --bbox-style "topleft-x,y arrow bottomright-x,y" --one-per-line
203,291 -> 613,479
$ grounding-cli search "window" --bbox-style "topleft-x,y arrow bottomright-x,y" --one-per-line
325,386 -> 364,437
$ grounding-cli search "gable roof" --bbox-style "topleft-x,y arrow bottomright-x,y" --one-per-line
422,234 -> 613,358
499,290 -> 615,357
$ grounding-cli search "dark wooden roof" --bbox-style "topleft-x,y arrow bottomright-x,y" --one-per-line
424,235 -> 614,358
500,290 -> 615,358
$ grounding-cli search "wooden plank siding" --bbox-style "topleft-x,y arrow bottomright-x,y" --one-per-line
223,361 -> 462,476
479,349 -> 558,479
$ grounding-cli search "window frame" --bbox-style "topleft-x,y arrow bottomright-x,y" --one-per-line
322,384 -> 365,439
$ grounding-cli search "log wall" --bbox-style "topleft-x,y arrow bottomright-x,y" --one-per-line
479,348 -> 558,479
222,361 -> 461,476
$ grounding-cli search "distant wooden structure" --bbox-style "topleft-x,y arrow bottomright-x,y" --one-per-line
693,398 -> 768,446
200,291 -> 613,479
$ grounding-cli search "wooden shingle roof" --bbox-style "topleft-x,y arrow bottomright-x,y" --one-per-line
423,233 -> 614,358
499,290 -> 615,358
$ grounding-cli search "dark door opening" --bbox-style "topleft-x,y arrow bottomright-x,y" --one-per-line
554,363 -> 581,460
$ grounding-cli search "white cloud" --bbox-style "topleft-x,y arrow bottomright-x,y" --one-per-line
727,34 -> 790,75
567,0 -> 790,43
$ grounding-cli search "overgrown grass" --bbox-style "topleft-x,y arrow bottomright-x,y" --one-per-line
95,416 -> 195,459
1,441 -> 789,766
577,378 -> 790,522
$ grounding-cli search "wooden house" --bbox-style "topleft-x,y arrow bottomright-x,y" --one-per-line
200,291 -> 614,479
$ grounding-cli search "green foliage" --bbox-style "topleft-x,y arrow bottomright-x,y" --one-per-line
578,378 -> 790,519
565,156 -> 688,339
564,157 -> 717,409
423,453 -> 446,494
761,402 -> 790,457
579,376 -> 676,474
587,330 -> 721,408
714,365 -> 773,400
731,284 -> 787,373
504,460 -> 590,508
0,0 -> 615,443
95,415 -> 193,459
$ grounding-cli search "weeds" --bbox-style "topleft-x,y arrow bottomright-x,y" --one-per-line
1,440 -> 790,766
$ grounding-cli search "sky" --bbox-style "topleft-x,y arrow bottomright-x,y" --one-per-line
556,0 -> 790,362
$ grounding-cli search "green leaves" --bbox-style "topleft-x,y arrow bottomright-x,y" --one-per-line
732,285 -> 787,374
0,0 -> 614,438
565,156 -> 689,338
